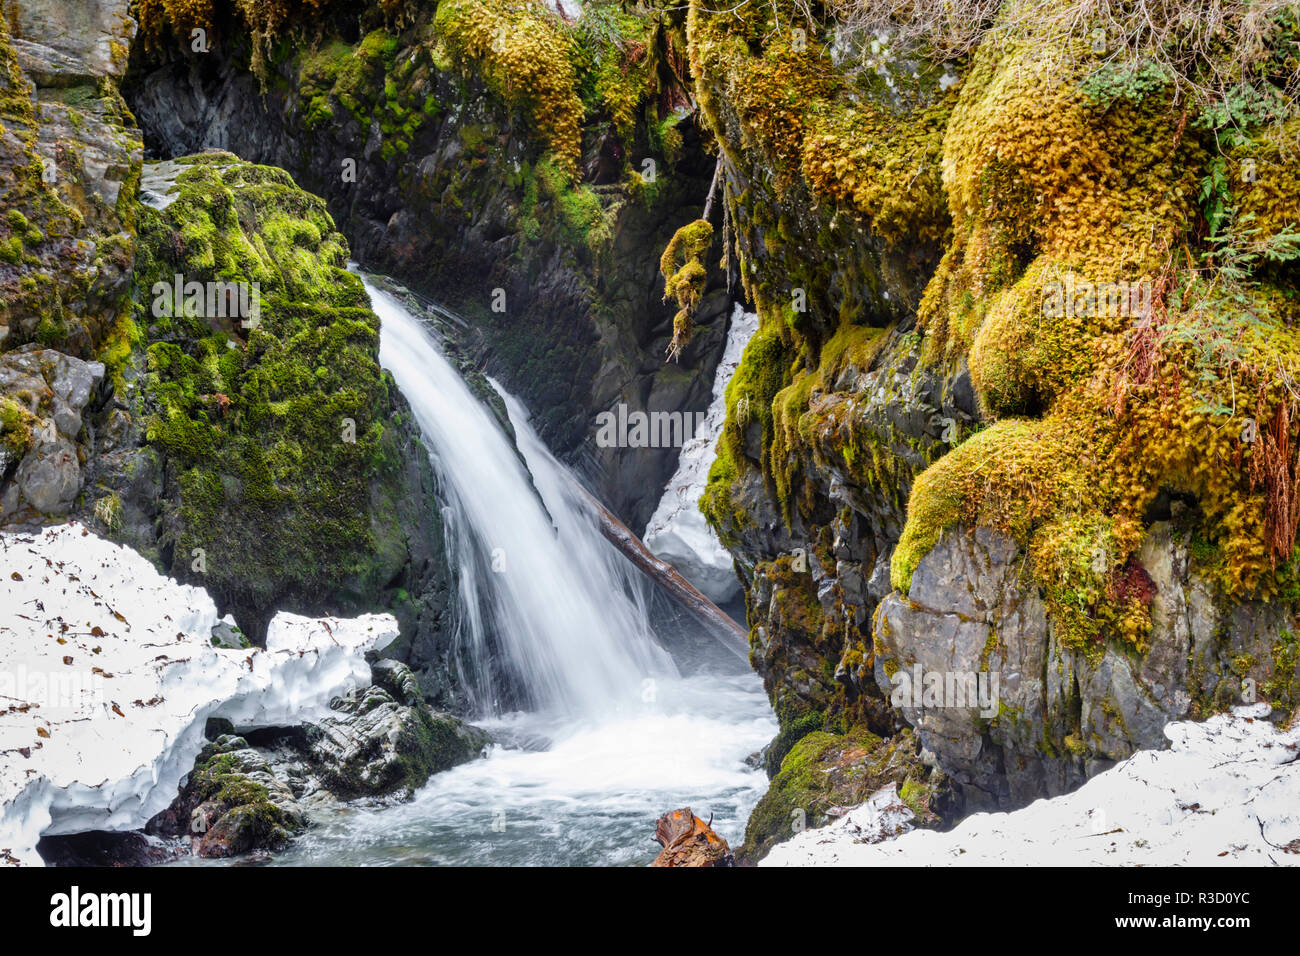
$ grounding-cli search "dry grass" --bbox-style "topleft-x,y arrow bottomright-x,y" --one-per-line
769,0 -> 1298,121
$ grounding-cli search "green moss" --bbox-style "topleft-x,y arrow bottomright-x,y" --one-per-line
659,218 -> 713,360
0,397 -> 36,457
739,726 -> 940,863
132,153 -> 407,616
1262,630 -> 1300,715
535,155 -> 614,252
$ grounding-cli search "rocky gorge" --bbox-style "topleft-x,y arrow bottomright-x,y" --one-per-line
0,0 -> 1297,869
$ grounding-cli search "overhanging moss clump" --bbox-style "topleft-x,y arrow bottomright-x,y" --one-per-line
434,0 -> 585,176
659,217 -> 712,360
890,9 -> 1300,659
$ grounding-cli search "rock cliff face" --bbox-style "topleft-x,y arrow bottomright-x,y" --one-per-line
0,1 -> 465,706
121,1 -> 730,530
875,518 -> 1300,809
0,0 -> 141,524
684,0 -> 1300,848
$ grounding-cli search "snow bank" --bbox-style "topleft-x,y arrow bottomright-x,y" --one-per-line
0,522 -> 397,866
764,704 -> 1300,866
644,305 -> 758,604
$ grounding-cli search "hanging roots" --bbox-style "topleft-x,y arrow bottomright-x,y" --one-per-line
659,218 -> 713,361
1248,398 -> 1300,564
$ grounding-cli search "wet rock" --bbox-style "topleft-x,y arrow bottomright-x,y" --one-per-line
142,662 -> 491,862
304,662 -> 490,799
739,726 -> 947,864
36,830 -> 186,867
147,735 -> 307,859
0,349 -> 105,525
873,521 -> 1298,811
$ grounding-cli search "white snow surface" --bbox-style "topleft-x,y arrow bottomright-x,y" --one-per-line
764,704 -> 1300,866
0,522 -> 397,866
552,0 -> 582,20
644,305 -> 759,604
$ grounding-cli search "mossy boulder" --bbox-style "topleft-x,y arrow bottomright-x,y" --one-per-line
102,153 -> 437,643
739,726 -> 944,864
148,734 -> 307,859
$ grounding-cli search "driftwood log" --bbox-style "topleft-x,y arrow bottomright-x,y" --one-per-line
651,808 -> 734,867
576,484 -> 748,647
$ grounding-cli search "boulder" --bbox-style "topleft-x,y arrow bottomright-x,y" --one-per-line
738,726 -> 946,864
0,349 -> 105,524
873,520 -> 1300,811
304,662 -> 490,799
147,735 -> 307,859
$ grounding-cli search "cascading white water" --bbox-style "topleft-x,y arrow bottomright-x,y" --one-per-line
207,274 -> 778,867
367,276 -> 676,719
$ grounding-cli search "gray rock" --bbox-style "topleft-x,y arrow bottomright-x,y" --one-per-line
874,520 -> 1297,811
304,661 -> 490,799
10,0 -> 136,80
209,615 -> 249,649
14,434 -> 81,513
0,350 -> 104,523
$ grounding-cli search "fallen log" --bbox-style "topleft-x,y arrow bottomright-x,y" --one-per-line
652,808 -> 734,867
574,484 -> 748,648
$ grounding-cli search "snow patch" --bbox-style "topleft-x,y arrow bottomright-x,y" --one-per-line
644,305 -> 758,604
764,705 -> 1300,866
0,522 -> 397,866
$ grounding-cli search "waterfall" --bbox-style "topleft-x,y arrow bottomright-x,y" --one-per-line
365,276 -> 676,719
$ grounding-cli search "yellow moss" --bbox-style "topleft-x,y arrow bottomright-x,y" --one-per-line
683,0 -> 1300,659
434,0 -> 584,177
889,8 -> 1299,636
659,218 -> 713,360
687,3 -> 952,251
137,0 -> 333,46
769,322 -> 889,523
1231,116 -> 1300,243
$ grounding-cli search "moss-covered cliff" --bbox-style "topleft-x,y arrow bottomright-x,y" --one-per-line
687,0 -> 1300,840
